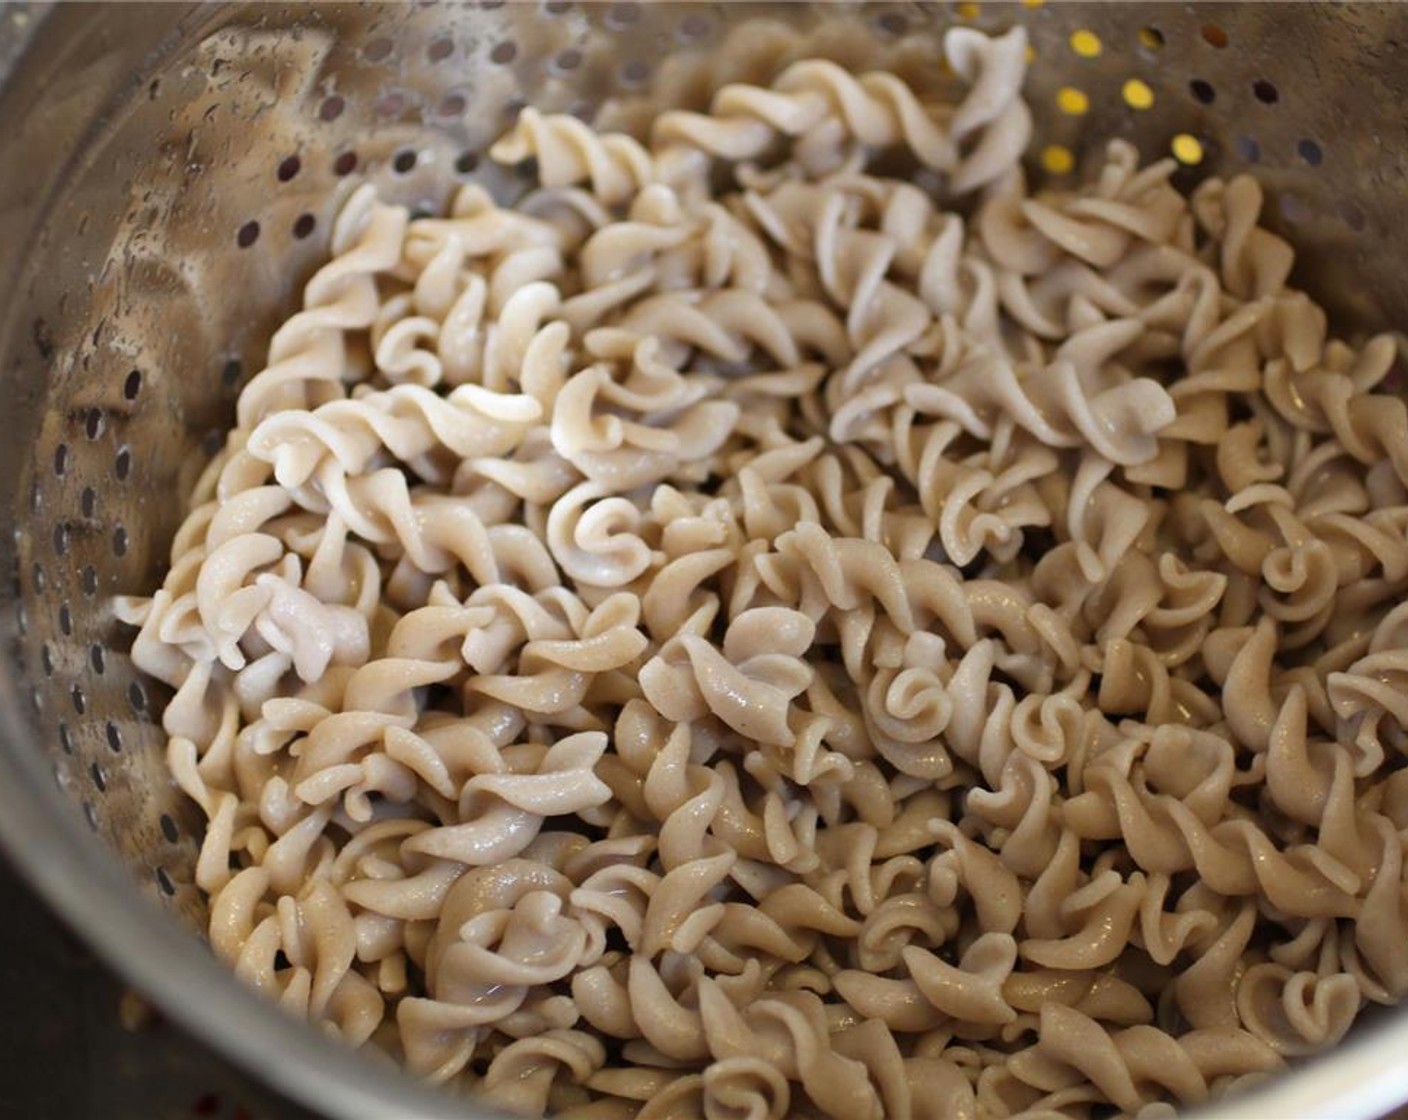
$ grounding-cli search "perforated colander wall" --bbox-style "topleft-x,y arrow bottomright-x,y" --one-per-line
1,3 -> 1406,1115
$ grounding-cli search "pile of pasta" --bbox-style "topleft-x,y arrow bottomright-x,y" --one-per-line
119,24 -> 1408,1120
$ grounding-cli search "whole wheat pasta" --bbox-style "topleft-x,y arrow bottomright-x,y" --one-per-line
115,20 -> 1408,1119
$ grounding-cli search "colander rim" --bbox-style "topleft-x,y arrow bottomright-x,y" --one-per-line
3,5 -> 1408,1119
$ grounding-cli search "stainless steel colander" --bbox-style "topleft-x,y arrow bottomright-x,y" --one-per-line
3,4 -> 1407,1118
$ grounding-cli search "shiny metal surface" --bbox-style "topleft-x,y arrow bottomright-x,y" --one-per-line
0,4 -> 1406,1118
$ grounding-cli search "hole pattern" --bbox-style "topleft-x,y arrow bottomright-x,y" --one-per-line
236,221 -> 260,248
552,48 -> 583,75
393,149 -> 417,174
106,722 -> 123,753
1069,29 -> 1102,58
123,368 -> 143,400
1057,87 -> 1089,116
1237,135 -> 1261,163
333,150 -> 358,176
1298,138 -> 1324,166
605,2 -> 640,28
874,11 -> 908,38
676,12 -> 712,41
1122,79 -> 1154,111
293,213 -> 316,240
490,40 -> 517,65
1138,26 -> 1164,51
376,91 -> 408,118
1201,23 -> 1229,49
160,813 -> 179,843
1190,79 -> 1216,105
619,60 -> 651,87
1041,145 -> 1074,175
277,155 -> 301,182
1172,133 -> 1205,165
1254,79 -> 1279,105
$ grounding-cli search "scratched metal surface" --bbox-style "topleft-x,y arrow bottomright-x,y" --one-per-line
3,5 -> 1408,1120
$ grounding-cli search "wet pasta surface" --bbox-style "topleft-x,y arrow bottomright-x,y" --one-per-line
118,25 -> 1408,1120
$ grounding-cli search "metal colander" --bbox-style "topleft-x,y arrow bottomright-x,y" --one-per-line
2,4 -> 1407,1118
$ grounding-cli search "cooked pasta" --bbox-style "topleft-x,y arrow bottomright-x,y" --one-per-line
118,22 -> 1408,1118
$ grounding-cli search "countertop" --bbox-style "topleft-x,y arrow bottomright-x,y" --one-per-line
0,850 -> 273,1120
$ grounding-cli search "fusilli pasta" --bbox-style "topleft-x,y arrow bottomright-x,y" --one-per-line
119,23 -> 1408,1119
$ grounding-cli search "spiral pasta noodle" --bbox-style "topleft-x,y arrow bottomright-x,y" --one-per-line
116,21 -> 1408,1119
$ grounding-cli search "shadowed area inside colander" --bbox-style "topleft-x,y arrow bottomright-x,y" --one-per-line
2,1 -> 1408,1115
